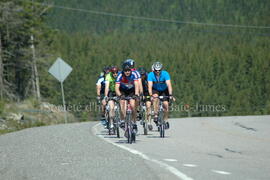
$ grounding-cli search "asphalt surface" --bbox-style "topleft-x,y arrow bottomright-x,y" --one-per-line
1,115 -> 270,180
94,115 -> 270,180
0,122 -> 175,180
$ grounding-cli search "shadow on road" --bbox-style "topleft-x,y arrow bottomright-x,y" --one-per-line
115,140 -> 142,144
146,135 -> 170,138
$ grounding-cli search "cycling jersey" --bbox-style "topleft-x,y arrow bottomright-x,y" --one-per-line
96,76 -> 105,94
147,70 -> 170,91
116,71 -> 138,90
131,68 -> 141,79
105,72 -> 117,92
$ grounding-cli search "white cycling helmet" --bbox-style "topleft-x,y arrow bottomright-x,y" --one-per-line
152,62 -> 163,71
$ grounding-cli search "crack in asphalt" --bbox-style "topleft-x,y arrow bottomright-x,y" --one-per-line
225,148 -> 242,154
234,122 -> 257,132
207,153 -> 223,158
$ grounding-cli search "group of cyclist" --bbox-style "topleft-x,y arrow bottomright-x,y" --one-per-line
96,59 -> 174,136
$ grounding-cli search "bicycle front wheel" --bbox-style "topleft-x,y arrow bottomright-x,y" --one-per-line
114,109 -> 120,138
158,110 -> 165,138
126,112 -> 132,144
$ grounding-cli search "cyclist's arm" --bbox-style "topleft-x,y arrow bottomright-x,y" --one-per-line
115,83 -> 121,96
96,85 -> 101,96
148,81 -> 153,96
166,80 -> 173,95
164,71 -> 172,95
134,80 -> 139,96
104,81 -> 110,97
139,78 -> 143,94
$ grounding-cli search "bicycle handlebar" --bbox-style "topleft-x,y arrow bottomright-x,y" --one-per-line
151,95 -> 175,105
119,95 -> 139,100
152,96 -> 171,99
107,96 -> 119,101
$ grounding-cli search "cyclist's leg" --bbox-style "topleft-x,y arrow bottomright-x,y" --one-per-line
101,94 -> 106,117
163,100 -> 169,121
126,88 -> 137,133
135,96 -> 140,119
119,99 -> 126,121
161,89 -> 170,129
152,89 -> 159,123
119,89 -> 127,121
130,99 -> 136,123
99,94 -> 106,123
108,100 -> 115,128
108,91 -> 116,119
145,99 -> 153,130
146,100 -> 152,122
126,88 -> 136,123
143,92 -> 151,124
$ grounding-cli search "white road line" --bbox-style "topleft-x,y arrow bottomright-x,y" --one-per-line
164,159 -> 178,162
92,123 -> 194,180
212,170 -> 231,175
183,164 -> 198,167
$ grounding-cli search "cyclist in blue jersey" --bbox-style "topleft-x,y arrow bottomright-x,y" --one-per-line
148,62 -> 174,129
115,62 -> 139,132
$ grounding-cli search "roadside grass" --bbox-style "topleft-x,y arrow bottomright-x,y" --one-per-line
0,99 -> 75,135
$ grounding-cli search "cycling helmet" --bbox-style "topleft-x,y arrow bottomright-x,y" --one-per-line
124,59 -> 135,68
151,64 -> 155,71
110,66 -> 119,73
152,62 -> 163,71
103,66 -> 111,74
122,62 -> 131,71
137,67 -> 146,75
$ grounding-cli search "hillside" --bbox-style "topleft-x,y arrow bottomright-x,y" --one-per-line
46,0 -> 270,34
1,0 -> 269,121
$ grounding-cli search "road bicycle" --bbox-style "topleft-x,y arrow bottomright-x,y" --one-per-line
153,96 -> 171,138
105,97 -> 120,138
138,96 -> 151,135
121,96 -> 137,144
112,97 -> 121,138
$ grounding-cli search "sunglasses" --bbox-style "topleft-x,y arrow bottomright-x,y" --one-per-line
154,70 -> 161,72
112,72 -> 118,74
124,70 -> 131,72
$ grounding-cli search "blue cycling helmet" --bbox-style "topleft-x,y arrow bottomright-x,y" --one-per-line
122,62 -> 131,71
124,59 -> 135,68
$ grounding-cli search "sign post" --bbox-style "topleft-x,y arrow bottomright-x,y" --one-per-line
48,57 -> 72,123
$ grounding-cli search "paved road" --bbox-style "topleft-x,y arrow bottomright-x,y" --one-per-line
94,115 -> 270,180
0,122 -> 175,180
1,115 -> 270,180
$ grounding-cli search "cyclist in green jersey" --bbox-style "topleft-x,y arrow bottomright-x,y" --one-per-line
104,66 -> 119,130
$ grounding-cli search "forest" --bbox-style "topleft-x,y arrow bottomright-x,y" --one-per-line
1,0 -> 270,120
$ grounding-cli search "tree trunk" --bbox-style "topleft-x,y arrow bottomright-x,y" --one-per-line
0,33 -> 4,99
